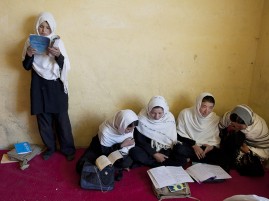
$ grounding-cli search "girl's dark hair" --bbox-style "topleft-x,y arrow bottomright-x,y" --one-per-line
202,96 -> 215,104
152,106 -> 163,110
127,120 -> 139,128
230,113 -> 245,124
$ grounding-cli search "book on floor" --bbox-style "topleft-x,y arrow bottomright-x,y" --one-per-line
14,142 -> 32,154
1,154 -> 19,164
147,166 -> 194,189
29,34 -> 50,54
149,167 -> 197,200
185,163 -> 232,183
95,150 -> 123,171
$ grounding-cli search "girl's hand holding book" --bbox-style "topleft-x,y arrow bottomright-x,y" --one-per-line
48,47 -> 61,57
26,46 -> 37,57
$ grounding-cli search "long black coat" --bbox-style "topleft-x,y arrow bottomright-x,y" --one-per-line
23,54 -> 68,115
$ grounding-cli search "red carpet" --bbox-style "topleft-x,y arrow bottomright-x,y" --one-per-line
0,149 -> 268,201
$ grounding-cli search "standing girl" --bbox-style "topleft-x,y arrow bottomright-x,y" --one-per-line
22,12 -> 76,161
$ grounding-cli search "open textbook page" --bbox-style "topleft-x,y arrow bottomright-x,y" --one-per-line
147,166 -> 194,189
186,163 -> 231,183
95,150 -> 123,171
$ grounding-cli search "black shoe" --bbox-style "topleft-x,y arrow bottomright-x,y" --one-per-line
42,151 -> 53,160
66,153 -> 75,161
115,170 -> 123,181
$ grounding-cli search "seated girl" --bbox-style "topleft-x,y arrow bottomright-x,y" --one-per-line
219,104 -> 269,175
130,96 -> 187,167
76,109 -> 138,181
175,92 -> 229,171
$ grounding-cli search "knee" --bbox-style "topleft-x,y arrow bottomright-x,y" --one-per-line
173,143 -> 185,154
129,146 -> 142,159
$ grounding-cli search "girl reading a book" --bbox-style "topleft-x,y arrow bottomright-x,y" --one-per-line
129,96 -> 187,167
22,12 -> 76,161
219,104 -> 269,176
76,109 -> 138,181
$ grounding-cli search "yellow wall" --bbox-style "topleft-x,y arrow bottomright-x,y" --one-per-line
0,0 -> 266,149
250,1 -> 269,122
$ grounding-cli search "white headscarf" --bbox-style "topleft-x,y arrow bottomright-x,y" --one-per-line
176,92 -> 220,146
137,96 -> 177,151
98,110 -> 138,147
22,12 -> 70,93
219,104 -> 269,158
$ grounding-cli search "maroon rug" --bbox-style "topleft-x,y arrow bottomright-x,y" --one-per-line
0,149 -> 268,201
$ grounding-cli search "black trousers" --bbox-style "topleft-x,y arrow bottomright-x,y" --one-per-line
36,112 -> 76,156
174,143 -> 230,172
129,145 -> 187,168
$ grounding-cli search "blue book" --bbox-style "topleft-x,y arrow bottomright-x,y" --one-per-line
29,34 -> 50,54
14,142 -> 32,154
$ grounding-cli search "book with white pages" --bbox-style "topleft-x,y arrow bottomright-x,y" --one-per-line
147,166 -> 194,189
185,163 -> 232,184
95,150 -> 123,171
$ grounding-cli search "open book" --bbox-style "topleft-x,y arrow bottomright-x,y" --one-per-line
185,163 -> 232,183
147,166 -> 194,189
95,150 -> 123,171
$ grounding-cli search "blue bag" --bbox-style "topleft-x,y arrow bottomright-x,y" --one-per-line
80,161 -> 114,191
